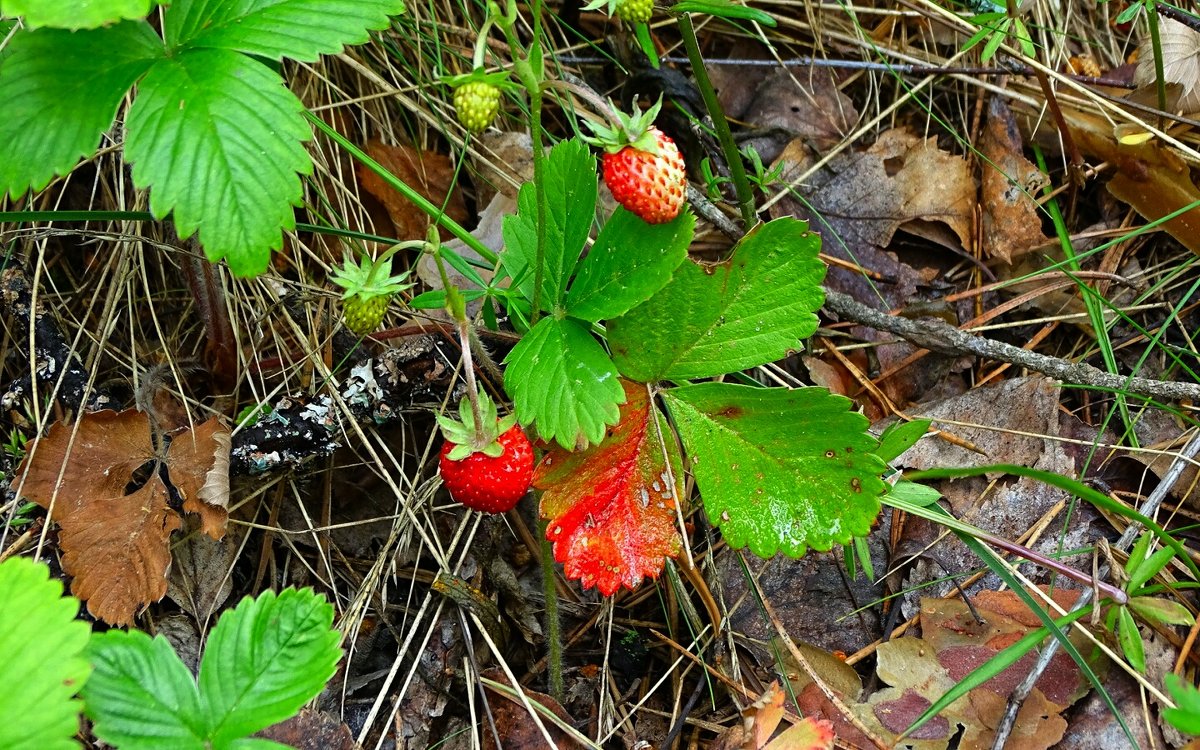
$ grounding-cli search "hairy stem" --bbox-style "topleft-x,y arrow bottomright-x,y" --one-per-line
541,522 -> 564,700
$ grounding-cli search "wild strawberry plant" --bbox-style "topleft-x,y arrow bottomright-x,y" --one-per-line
0,0 -> 405,276
487,135 -> 890,594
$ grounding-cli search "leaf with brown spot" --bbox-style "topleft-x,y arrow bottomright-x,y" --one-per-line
15,409 -> 231,625
536,380 -> 683,596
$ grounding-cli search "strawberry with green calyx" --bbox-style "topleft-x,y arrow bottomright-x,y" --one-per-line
329,242 -> 417,338
443,9 -> 514,135
437,391 -> 534,513
581,97 -> 686,224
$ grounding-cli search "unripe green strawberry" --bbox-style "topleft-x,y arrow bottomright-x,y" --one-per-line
454,81 -> 501,134
342,295 -> 389,337
330,246 -> 413,338
615,0 -> 652,22
602,127 -> 686,224
437,393 -> 533,513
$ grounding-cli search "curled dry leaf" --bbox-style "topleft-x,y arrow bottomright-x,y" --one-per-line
535,380 -> 683,596
15,409 -> 231,626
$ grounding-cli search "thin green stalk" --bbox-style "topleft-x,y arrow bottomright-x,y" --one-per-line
305,111 -> 498,265
1146,1 -> 1168,130
677,13 -> 756,228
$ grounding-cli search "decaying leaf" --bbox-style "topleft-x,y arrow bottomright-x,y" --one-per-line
358,140 -> 468,241
535,380 -> 683,596
710,682 -> 836,750
1135,18 -> 1200,112
834,590 -> 1089,750
15,409 -> 231,625
480,668 -> 584,750
979,97 -> 1051,264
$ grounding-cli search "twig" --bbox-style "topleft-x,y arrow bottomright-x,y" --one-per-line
824,290 -> 1200,403
988,428 -> 1200,749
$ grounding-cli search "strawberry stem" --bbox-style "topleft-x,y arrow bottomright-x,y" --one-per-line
541,78 -> 620,129
429,231 -> 487,443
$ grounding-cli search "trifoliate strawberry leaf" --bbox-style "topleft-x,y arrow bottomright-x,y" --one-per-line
0,557 -> 91,750
662,383 -> 886,558
504,316 -> 624,449
501,139 -> 597,313
2,0 -> 156,29
566,207 -> 694,323
83,630 -> 207,750
536,380 -> 683,595
163,0 -> 405,62
0,22 -> 162,197
608,217 -> 825,382
199,588 -> 341,744
125,48 -> 311,277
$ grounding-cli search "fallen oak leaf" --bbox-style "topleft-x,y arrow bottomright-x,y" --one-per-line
536,380 -> 683,596
15,409 -> 231,625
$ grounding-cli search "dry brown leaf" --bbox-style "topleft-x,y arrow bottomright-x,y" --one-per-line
1135,18 -> 1200,112
846,594 -> 1085,750
710,682 -> 835,750
167,519 -> 240,624
358,141 -> 467,241
167,417 -> 231,538
741,68 -> 858,160
16,409 -> 230,625
480,669 -> 584,750
256,708 -> 360,750
980,97 -> 1051,263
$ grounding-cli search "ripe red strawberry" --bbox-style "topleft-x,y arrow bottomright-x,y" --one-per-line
583,97 -> 687,224
437,393 -> 533,513
601,128 -> 685,224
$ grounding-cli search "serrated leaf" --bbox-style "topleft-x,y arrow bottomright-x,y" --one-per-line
501,139 -> 597,313
503,316 -> 624,449
2,0 -> 154,28
1127,596 -> 1195,626
1164,673 -> 1200,735
566,207 -> 694,322
662,383 -> 885,558
199,588 -> 341,744
608,218 -> 825,381
0,558 -> 91,750
536,380 -> 683,595
875,419 -> 931,463
125,48 -> 311,276
83,630 -> 207,750
0,22 -> 162,197
164,0 -> 404,61
1117,605 -> 1145,672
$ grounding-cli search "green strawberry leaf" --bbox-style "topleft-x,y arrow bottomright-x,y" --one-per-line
2,0 -> 157,28
164,0 -> 405,61
608,217 -> 825,382
501,139 -> 597,313
0,557 -> 91,750
125,48 -> 312,276
83,630 -> 207,750
662,383 -> 886,558
504,316 -> 625,449
0,22 -> 162,197
199,588 -> 341,744
566,207 -> 695,323
536,380 -> 683,595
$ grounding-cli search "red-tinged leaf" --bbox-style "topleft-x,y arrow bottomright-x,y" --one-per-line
536,380 -> 683,595
767,716 -> 836,750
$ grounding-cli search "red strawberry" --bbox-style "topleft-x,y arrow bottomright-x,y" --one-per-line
583,97 -> 687,224
437,392 -> 533,513
602,128 -> 686,224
